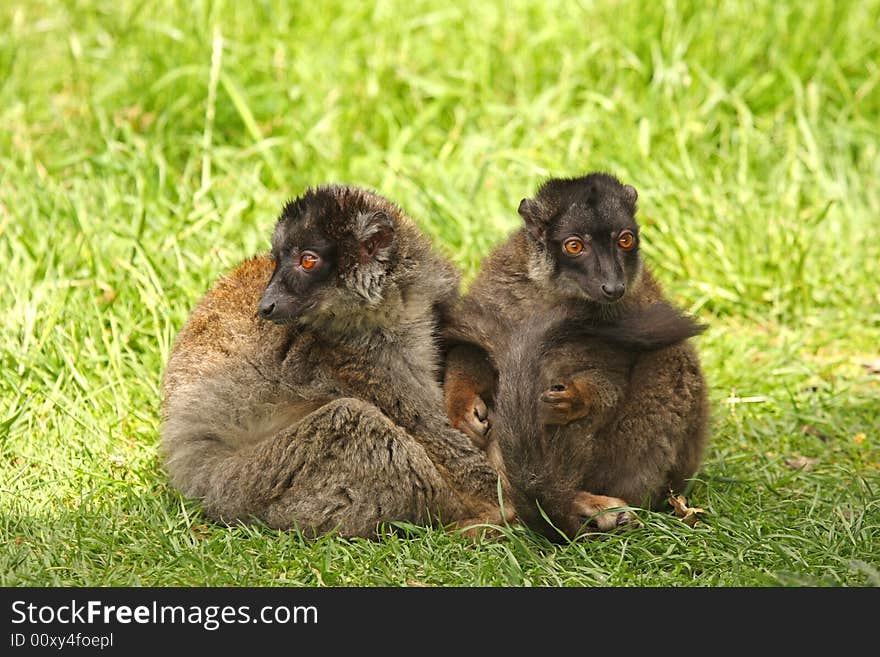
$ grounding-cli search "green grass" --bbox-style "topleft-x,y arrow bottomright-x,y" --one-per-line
1,0 -> 878,587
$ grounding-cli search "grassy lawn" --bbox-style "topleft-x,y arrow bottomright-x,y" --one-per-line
1,0 -> 878,587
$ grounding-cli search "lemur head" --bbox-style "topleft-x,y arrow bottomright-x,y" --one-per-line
258,185 -> 403,327
518,173 -> 643,304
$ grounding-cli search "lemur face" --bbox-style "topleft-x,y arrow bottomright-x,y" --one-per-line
519,173 -> 642,304
259,186 -> 397,325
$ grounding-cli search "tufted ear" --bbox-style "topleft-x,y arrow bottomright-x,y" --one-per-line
354,210 -> 395,263
622,184 -> 638,205
518,198 -> 548,242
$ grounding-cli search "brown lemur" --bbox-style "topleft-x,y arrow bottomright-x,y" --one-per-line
443,172 -> 709,539
161,185 -> 508,539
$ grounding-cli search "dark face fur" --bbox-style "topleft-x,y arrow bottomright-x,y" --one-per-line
518,173 -> 642,304
258,186 -> 397,325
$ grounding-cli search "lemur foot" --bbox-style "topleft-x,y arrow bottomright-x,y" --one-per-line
570,491 -> 633,533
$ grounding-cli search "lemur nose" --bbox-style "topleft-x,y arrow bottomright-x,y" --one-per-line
258,300 -> 276,318
601,283 -> 625,300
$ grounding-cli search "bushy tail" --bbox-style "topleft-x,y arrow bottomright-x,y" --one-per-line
493,301 -> 705,539
493,308 -> 575,538
545,300 -> 706,351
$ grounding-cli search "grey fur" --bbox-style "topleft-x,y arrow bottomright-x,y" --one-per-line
161,186 -> 504,538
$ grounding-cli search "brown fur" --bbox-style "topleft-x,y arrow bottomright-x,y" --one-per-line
443,173 -> 709,539
162,186 -> 505,539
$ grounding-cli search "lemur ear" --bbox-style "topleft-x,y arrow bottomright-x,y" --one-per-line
518,198 -> 547,242
622,184 -> 638,205
355,210 -> 395,263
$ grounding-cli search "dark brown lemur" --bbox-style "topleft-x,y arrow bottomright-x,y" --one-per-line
161,185 -> 508,539
443,172 -> 709,539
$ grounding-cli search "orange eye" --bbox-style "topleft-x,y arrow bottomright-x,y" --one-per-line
563,238 -> 586,256
617,231 -> 635,250
299,252 -> 319,270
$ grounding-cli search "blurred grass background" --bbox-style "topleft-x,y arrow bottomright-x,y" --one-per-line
1,0 -> 878,585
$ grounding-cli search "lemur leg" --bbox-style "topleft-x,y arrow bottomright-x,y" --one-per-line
600,343 -> 708,508
168,398 -> 473,538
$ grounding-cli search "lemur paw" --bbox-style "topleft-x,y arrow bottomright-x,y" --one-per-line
451,503 -> 517,541
452,394 -> 491,447
570,491 -> 633,533
539,384 -> 592,426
